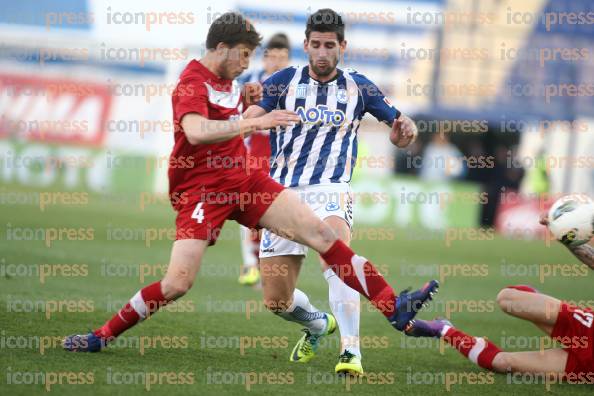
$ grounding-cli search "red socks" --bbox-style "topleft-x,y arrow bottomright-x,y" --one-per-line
442,326 -> 502,370
96,240 -> 400,339
321,240 -> 396,317
95,281 -> 170,339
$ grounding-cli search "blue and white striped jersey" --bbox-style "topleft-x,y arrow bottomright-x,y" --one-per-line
258,66 -> 401,187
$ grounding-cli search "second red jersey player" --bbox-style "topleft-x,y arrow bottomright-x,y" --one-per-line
407,210 -> 594,383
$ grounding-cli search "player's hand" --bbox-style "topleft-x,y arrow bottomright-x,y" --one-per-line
390,114 -> 417,148
242,82 -> 263,107
539,212 -> 549,226
257,110 -> 300,129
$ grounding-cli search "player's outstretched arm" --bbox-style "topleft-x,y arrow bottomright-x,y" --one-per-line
181,110 -> 299,145
540,213 -> 594,269
243,104 -> 268,119
354,72 -> 416,148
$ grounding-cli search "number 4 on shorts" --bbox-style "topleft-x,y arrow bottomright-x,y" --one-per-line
192,202 -> 205,223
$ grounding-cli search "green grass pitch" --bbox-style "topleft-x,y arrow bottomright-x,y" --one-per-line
1,184 -> 592,395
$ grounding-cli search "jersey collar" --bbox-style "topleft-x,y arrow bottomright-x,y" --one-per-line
306,66 -> 343,85
193,59 -> 232,87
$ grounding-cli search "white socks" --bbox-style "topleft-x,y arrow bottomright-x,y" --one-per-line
274,288 -> 327,335
325,268 -> 361,358
272,272 -> 362,359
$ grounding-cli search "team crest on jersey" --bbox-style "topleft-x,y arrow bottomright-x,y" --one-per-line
295,105 -> 346,127
336,89 -> 348,104
296,84 -> 308,99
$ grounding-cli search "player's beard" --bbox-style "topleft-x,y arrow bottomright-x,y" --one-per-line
220,53 -> 245,80
309,56 -> 338,78
219,65 -> 242,80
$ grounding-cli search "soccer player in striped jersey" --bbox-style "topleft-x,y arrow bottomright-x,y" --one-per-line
244,9 -> 420,375
237,33 -> 291,287
407,212 -> 594,382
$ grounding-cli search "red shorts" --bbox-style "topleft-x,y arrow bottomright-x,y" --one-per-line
551,302 -> 594,377
175,170 -> 284,245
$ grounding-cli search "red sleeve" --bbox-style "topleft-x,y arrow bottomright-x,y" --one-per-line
174,79 -> 209,120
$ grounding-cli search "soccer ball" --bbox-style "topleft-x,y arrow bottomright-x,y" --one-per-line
547,194 -> 594,247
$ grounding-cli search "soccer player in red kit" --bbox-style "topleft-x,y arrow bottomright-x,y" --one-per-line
63,12 -> 438,353
407,211 -> 594,383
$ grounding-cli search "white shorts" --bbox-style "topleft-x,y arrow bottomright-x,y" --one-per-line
259,183 -> 353,258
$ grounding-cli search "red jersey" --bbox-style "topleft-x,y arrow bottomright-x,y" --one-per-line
169,60 -> 248,207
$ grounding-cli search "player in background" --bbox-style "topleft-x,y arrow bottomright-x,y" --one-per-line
244,9 -> 421,375
63,12 -> 439,354
237,33 -> 291,286
406,212 -> 594,382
